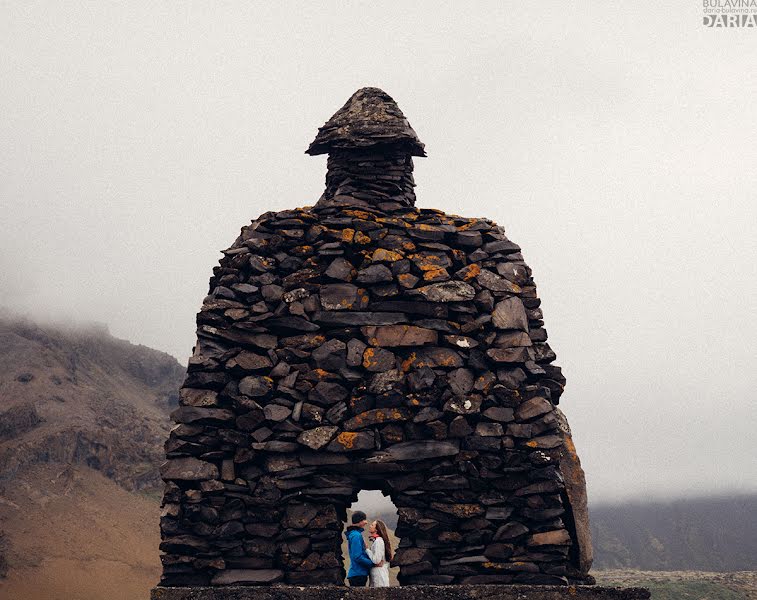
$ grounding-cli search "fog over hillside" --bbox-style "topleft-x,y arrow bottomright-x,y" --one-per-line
589,495 -> 757,571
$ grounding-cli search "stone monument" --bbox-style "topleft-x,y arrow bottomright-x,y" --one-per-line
154,89 -> 627,599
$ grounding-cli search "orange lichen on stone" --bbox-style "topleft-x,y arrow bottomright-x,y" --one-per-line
313,369 -> 330,379
410,253 -> 446,270
371,248 -> 404,262
483,561 -> 532,570
474,374 -> 493,393
563,435 -> 578,458
335,432 -> 358,449
354,231 -> 372,245
401,352 -> 417,372
397,273 -> 417,288
451,249 -> 466,262
423,268 -> 449,281
377,216 -> 409,228
341,228 -> 355,243
308,224 -> 325,237
405,351 -> 459,368
402,241 -> 417,252
343,209 -> 375,220
291,245 -> 313,255
457,264 -> 481,280
362,348 -> 378,369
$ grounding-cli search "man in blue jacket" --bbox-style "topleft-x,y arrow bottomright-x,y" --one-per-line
345,510 -> 374,586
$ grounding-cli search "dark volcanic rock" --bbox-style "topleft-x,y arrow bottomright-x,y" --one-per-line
319,284 -> 368,311
385,440 -> 459,462
413,281 -> 476,302
492,297 -> 529,331
297,426 -> 338,451
312,311 -> 408,326
362,325 -> 438,347
306,87 -> 426,157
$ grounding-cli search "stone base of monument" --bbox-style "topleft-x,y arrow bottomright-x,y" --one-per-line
150,585 -> 650,600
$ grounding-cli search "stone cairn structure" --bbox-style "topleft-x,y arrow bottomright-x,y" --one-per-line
158,88 -> 593,588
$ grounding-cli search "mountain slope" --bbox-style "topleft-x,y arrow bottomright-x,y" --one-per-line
0,316 -> 184,599
0,316 -> 183,490
590,495 -> 757,571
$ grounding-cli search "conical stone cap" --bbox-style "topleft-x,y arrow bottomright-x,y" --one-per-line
306,87 -> 426,157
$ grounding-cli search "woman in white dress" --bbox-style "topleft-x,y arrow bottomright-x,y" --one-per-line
367,519 -> 392,587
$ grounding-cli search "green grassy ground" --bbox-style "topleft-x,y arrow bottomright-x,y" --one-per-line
595,570 -> 757,600
631,580 -> 745,600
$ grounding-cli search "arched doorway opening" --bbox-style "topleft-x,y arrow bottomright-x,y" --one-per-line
343,489 -> 399,586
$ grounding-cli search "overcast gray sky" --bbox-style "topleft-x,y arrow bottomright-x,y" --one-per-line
1,2 -> 756,504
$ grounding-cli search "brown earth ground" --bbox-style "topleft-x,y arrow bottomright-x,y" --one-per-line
0,464 -> 161,600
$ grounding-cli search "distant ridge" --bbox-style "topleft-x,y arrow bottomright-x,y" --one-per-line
590,494 -> 757,571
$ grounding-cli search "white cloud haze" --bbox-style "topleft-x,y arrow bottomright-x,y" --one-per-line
1,2 -> 756,503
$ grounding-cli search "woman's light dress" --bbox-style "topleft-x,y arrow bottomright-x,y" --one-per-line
367,537 -> 390,587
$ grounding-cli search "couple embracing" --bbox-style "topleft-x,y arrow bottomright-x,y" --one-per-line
345,510 -> 393,587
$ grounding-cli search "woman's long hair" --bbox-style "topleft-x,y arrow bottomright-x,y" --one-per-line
374,519 -> 393,562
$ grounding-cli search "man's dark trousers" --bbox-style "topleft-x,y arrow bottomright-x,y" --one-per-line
348,576 -> 368,587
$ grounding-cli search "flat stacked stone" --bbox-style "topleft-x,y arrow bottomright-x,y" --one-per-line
158,88 -> 591,588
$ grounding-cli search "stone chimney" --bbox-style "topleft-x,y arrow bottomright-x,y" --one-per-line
307,87 -> 425,209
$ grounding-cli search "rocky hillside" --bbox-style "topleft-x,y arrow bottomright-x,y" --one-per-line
0,315 -> 184,599
591,495 -> 757,571
0,316 -> 184,491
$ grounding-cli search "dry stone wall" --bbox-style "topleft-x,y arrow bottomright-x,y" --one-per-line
158,88 -> 591,588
